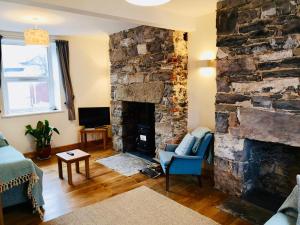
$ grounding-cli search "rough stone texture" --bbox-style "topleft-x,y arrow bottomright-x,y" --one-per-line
232,108 -> 300,147
109,26 -> 188,154
115,81 -> 165,103
215,0 -> 300,197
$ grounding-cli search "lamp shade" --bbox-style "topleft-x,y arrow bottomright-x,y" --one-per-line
126,0 -> 170,6
24,29 -> 49,46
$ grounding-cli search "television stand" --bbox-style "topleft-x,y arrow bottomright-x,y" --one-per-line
80,127 -> 108,150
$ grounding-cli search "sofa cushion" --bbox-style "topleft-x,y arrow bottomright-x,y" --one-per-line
175,133 -> 196,156
264,212 -> 296,225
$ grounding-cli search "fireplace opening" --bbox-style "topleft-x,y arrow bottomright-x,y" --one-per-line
242,139 -> 300,212
122,101 -> 155,157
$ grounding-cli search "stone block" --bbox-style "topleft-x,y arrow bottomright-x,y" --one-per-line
239,21 -> 265,33
262,69 -> 300,78
283,18 -> 300,35
232,78 -> 299,94
217,35 -> 248,47
216,93 -> 251,104
217,8 -> 238,34
137,44 -> 147,55
294,48 -> 300,56
214,134 -> 245,161
251,96 -> 272,108
261,4 -> 276,18
128,73 -> 144,84
273,100 -> 300,111
231,108 -> 300,147
258,50 -> 293,62
115,81 -> 165,104
217,57 -> 256,76
258,57 -> 300,70
216,104 -> 238,112
216,112 -> 229,133
228,112 -> 239,128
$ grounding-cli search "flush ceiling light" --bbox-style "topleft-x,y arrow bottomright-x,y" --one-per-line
126,0 -> 171,6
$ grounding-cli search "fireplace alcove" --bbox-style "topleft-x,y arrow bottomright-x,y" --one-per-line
122,101 -> 156,157
242,139 -> 300,212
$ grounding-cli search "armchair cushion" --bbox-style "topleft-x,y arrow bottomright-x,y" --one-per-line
174,133 -> 196,156
159,150 -> 176,167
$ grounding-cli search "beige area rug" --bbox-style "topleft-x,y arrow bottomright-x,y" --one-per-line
43,186 -> 220,225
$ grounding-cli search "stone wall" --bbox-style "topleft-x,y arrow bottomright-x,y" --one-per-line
215,0 -> 300,196
109,26 -> 188,154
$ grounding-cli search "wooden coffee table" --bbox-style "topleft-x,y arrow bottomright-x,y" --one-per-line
56,149 -> 91,185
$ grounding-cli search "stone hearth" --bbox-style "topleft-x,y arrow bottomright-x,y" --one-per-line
215,0 -> 300,199
109,26 -> 188,154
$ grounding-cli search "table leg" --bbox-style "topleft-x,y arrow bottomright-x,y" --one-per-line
0,194 -> 4,225
103,131 -> 107,149
76,161 -> 80,173
84,133 -> 88,150
58,158 -> 63,179
85,158 -> 90,179
80,132 -> 84,149
67,163 -> 73,185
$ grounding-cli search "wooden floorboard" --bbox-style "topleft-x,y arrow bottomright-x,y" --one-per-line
3,146 -> 252,225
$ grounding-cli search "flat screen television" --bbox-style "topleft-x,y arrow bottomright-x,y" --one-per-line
78,107 -> 110,128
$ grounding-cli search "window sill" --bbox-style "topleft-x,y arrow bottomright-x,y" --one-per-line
2,110 -> 64,118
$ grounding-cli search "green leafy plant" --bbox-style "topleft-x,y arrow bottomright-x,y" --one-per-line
25,120 -> 60,150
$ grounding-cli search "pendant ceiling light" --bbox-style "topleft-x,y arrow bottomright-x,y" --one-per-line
24,17 -> 49,46
24,28 -> 50,46
126,0 -> 171,6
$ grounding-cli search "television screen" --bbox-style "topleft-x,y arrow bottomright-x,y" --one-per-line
78,107 -> 110,128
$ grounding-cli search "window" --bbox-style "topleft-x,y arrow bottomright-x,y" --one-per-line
1,39 -> 61,116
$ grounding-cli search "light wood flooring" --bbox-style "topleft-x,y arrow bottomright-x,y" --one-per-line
3,146 -> 252,225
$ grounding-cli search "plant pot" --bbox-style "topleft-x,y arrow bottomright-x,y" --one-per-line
37,145 -> 52,160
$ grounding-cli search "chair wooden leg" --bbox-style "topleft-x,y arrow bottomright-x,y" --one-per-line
197,175 -> 202,187
166,171 -> 170,191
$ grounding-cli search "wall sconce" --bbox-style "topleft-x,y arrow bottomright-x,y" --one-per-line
198,59 -> 216,77
197,59 -> 216,68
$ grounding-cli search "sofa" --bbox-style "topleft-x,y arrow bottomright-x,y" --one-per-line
0,133 -> 44,218
264,175 -> 300,225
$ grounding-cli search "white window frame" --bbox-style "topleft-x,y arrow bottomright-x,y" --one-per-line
1,39 -> 61,117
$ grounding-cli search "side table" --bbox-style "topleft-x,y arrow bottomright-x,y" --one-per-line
56,149 -> 91,185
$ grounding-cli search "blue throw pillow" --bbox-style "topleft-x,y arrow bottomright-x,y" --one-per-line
175,133 -> 196,156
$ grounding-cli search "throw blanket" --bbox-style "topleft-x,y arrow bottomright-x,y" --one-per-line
278,175 -> 300,224
0,146 -> 44,218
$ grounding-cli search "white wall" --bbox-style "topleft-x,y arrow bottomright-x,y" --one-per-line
188,12 -> 217,131
0,34 -> 111,153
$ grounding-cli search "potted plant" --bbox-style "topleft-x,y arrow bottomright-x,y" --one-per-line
25,120 -> 60,160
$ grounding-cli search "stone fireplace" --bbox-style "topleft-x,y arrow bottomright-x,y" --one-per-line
215,0 -> 300,208
109,26 -> 188,155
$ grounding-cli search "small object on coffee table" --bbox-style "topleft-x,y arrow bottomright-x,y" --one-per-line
56,149 -> 91,185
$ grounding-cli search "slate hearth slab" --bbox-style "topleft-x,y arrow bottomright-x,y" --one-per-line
218,197 -> 273,225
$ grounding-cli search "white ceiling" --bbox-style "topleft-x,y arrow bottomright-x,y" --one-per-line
0,0 -> 217,35
0,1 -> 137,35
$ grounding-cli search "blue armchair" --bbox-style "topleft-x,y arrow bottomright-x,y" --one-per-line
159,133 -> 213,191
